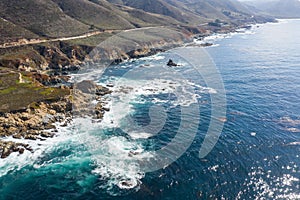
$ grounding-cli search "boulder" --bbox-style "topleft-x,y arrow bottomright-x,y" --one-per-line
167,59 -> 178,67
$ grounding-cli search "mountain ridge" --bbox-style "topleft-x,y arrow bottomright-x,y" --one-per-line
0,0 -> 275,44
243,0 -> 300,18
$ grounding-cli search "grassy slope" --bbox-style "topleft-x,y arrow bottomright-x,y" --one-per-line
0,0 -> 90,38
0,18 -> 39,44
110,0 -> 256,24
0,68 -> 69,113
52,0 -> 135,30
65,32 -> 115,47
87,27 -> 189,63
89,0 -> 181,27
0,46 -> 47,70
0,0 -> 264,45
166,0 -> 228,21
0,0 -> 185,44
108,0 -> 207,24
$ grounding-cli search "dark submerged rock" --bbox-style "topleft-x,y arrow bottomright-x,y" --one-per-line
167,59 -> 178,67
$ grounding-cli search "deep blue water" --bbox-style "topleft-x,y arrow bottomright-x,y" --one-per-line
1,19 -> 300,199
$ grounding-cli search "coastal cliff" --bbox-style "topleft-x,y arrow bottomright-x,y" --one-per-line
0,0 -> 276,159
0,26 -> 195,158
0,70 -> 111,158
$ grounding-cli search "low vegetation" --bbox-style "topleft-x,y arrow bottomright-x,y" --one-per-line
0,67 -> 69,113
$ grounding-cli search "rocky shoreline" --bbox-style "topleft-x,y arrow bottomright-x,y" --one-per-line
0,22 -> 274,159
0,99 -> 71,158
0,28 -> 187,159
0,78 -> 111,158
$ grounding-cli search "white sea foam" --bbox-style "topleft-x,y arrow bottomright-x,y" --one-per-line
250,132 -> 257,137
279,116 -> 300,126
87,135 -> 153,192
278,116 -> 300,133
92,138 -> 143,172
287,141 -> 300,146
0,122 -> 73,177
286,127 -> 300,133
99,74 -> 215,131
52,117 -> 152,195
195,27 -> 256,47
276,19 -> 291,24
70,68 -> 106,83
78,63 -> 215,193
127,132 -> 154,139
101,78 -> 175,126
208,165 -> 219,172
142,55 -> 165,61
1,50 -> 215,195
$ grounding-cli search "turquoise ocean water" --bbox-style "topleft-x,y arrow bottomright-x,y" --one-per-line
1,19 -> 300,199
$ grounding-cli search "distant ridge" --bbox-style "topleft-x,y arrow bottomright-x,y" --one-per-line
244,0 -> 300,18
107,0 -> 266,24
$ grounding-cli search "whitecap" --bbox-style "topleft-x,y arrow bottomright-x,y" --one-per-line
142,55 -> 165,61
0,122 -> 74,177
287,141 -> 300,146
250,132 -> 257,137
88,136 -> 152,193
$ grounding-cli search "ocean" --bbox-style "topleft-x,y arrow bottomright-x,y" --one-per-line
1,19 -> 300,199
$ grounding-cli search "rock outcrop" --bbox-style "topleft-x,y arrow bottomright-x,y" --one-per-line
0,81 -> 111,159
72,80 -> 111,119
0,42 -> 92,75
167,59 -> 178,67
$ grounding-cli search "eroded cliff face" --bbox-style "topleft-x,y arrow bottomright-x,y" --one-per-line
0,29 -> 190,74
0,42 -> 93,74
86,27 -> 192,66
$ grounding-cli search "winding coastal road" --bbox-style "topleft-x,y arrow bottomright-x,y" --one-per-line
0,30 -> 105,49
0,26 -> 168,49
